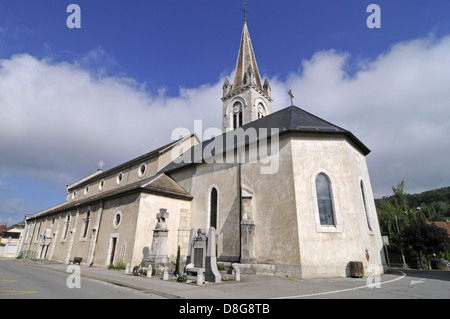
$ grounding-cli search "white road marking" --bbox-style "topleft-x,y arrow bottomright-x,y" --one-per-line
272,270 -> 407,299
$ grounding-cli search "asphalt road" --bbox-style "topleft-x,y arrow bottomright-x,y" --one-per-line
273,269 -> 450,299
0,259 -> 163,299
0,258 -> 448,301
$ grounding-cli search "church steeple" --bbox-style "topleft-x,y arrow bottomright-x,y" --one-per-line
222,19 -> 272,132
232,20 -> 263,92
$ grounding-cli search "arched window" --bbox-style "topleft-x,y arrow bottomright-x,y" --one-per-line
360,181 -> 373,230
257,103 -> 265,119
82,211 -> 91,238
34,223 -> 41,242
315,173 -> 335,226
233,102 -> 242,129
63,214 -> 71,239
210,187 -> 218,229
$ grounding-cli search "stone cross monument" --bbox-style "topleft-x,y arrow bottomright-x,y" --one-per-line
149,208 -> 169,267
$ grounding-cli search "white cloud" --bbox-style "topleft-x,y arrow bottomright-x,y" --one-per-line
270,34 -> 450,196
0,33 -> 449,201
0,53 -> 222,187
0,198 -> 36,225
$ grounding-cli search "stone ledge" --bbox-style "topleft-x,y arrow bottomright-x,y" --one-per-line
227,263 -> 302,278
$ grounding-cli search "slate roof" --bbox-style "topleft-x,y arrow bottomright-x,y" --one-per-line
162,105 -> 371,173
28,174 -> 192,221
255,105 -> 370,155
66,135 -> 194,191
427,221 -> 450,236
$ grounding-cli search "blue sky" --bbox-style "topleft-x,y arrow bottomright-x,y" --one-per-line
1,1 -> 450,225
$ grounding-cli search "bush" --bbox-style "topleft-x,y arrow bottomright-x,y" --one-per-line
108,261 -> 126,270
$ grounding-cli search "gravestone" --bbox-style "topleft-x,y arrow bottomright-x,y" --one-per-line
186,227 -> 221,283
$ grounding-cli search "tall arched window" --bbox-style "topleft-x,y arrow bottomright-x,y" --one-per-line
63,214 -> 71,239
210,187 -> 218,229
82,211 -> 91,238
315,173 -> 335,226
34,223 -> 41,242
360,181 -> 373,230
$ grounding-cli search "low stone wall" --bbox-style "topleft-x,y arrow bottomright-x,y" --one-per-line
219,262 -> 302,278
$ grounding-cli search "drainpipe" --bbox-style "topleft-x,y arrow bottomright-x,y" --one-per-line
238,162 -> 242,263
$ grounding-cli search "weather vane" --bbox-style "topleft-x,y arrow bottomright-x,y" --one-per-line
242,2 -> 249,22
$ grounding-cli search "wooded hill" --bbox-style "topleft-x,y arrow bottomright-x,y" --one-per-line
376,185 -> 450,223
375,182 -> 449,265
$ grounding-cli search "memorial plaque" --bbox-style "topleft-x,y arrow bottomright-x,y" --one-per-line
194,248 -> 204,267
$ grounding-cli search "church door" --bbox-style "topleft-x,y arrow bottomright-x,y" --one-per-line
109,237 -> 117,265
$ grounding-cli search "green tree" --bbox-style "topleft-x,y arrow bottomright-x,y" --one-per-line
376,181 -> 450,267
175,245 -> 181,275
401,219 -> 449,268
382,181 -> 409,244
424,223 -> 449,257
391,180 -> 408,213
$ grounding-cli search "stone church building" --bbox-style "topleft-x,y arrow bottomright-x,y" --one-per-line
18,20 -> 386,279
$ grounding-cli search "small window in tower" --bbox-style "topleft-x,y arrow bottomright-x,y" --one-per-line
233,102 -> 242,129
258,103 -> 265,119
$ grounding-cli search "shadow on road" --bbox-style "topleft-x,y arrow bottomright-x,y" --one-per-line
388,268 -> 450,282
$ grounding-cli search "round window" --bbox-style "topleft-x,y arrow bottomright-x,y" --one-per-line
113,211 -> 122,229
99,179 -> 105,191
138,163 -> 147,178
116,172 -> 124,185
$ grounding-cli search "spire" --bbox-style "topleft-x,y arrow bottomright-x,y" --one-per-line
221,8 -> 272,132
232,20 -> 263,92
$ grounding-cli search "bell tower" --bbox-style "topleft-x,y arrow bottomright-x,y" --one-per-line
222,19 -> 272,132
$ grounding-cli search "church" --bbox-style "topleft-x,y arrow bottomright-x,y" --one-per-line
18,18 -> 386,279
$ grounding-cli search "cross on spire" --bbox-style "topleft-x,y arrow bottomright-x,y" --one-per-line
97,160 -> 105,170
242,2 -> 249,22
288,90 -> 295,106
